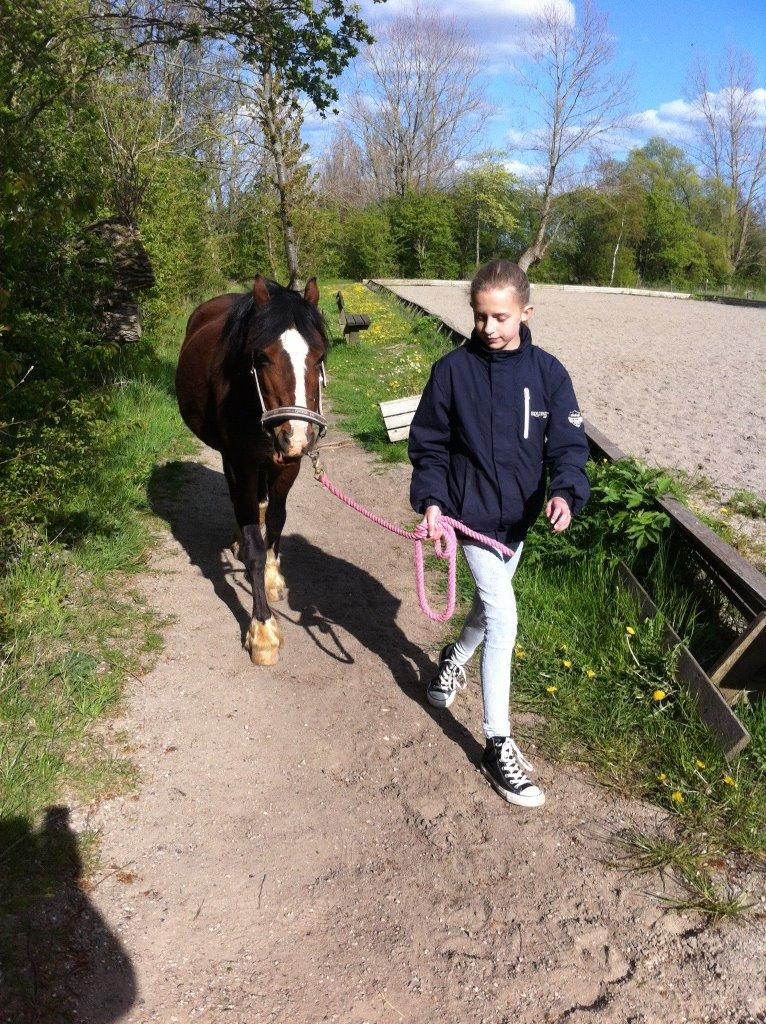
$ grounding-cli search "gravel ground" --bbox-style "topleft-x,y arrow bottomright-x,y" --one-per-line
378,281 -> 766,502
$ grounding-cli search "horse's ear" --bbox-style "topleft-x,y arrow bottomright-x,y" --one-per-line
303,277 -> 319,307
252,274 -> 271,309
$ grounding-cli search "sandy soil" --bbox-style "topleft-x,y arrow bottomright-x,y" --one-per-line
50,422 -> 766,1024
381,282 -> 766,502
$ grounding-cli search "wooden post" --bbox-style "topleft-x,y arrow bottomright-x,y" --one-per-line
617,562 -> 750,760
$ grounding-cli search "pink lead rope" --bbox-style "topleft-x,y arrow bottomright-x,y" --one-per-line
309,453 -> 516,623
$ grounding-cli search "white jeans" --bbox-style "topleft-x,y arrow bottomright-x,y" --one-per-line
452,540 -> 524,739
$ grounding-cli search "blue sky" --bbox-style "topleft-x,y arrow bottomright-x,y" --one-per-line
304,0 -> 766,176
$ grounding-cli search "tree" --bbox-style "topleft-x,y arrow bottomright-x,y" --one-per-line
451,158 -> 519,273
347,3 -> 488,198
687,47 -> 766,273
92,0 -> 375,113
513,0 -> 633,271
387,190 -> 459,278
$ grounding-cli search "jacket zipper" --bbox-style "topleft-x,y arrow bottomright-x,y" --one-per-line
523,387 -> 530,440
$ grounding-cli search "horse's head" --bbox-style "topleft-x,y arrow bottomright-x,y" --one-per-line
249,275 -> 328,461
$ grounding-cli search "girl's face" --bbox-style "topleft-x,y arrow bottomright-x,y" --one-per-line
471,286 -> 534,351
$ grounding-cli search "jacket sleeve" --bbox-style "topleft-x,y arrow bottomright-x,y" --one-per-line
408,364 -> 452,515
545,362 -> 590,515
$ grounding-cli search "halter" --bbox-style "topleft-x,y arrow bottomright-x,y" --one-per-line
251,358 -> 328,438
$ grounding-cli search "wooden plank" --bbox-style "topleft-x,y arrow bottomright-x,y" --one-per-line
379,395 -> 421,416
386,424 -> 412,442
617,561 -> 750,759
383,410 -> 418,430
709,611 -> 766,702
655,496 -> 766,618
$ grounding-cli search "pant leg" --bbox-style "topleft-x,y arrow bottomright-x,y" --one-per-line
458,541 -> 524,739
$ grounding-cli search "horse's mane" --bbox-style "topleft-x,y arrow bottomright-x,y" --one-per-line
222,280 -> 327,371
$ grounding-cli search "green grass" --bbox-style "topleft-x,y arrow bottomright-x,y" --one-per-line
318,281 -> 451,461
322,279 -> 766,919
0,309 -> 195,857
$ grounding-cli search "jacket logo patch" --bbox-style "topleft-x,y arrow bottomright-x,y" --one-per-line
530,410 -> 549,419
568,410 -> 583,427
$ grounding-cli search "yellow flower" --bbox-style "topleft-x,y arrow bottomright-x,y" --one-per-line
546,685 -> 558,694
656,772 -> 668,783
719,506 -> 730,515
562,659 -> 572,669
723,775 -> 737,787
695,759 -> 706,769
585,668 -> 596,679
670,791 -> 684,804
514,645 -> 526,660
652,690 -> 667,702
626,626 -> 636,636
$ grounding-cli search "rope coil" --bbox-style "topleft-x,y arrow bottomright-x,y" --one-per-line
311,455 -> 515,623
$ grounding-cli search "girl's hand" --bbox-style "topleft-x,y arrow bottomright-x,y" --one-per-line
421,504 -> 444,541
545,496 -> 571,533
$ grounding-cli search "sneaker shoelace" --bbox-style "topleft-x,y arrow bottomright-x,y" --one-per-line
434,657 -> 467,694
498,737 -> 535,786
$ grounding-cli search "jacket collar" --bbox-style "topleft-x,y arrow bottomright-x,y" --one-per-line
466,321 -> 532,362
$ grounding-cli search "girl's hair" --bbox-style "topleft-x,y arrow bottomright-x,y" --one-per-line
470,260 -> 530,306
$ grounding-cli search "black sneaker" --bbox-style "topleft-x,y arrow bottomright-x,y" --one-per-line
426,644 -> 467,709
481,736 -> 545,807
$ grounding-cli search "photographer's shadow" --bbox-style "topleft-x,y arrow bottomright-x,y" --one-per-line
0,807 -> 136,1023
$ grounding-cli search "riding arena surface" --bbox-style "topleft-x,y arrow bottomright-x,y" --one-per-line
380,281 -> 766,502
71,416 -> 765,1024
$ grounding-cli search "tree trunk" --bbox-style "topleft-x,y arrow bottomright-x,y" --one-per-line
518,167 -> 555,272
610,215 -> 625,287
259,70 -> 299,287
475,210 -> 480,270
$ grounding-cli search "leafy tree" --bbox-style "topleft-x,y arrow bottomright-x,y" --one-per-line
337,207 -> 397,280
451,160 -> 519,274
387,191 -> 459,279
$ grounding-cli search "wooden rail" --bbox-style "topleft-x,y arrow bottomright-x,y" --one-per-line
366,278 -> 766,758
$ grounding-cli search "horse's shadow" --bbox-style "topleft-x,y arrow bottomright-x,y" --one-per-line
150,460 -> 483,767
0,807 -> 136,1023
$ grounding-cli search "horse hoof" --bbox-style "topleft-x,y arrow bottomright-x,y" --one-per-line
245,616 -> 283,666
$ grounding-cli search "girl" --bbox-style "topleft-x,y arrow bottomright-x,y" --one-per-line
408,260 -> 590,808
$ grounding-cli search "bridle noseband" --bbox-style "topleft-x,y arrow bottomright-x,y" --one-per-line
250,357 -> 328,439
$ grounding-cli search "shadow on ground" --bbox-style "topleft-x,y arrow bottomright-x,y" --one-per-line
150,459 -> 484,768
0,807 -> 136,1023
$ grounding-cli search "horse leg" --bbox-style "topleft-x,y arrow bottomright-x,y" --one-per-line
225,459 -> 283,666
264,462 -> 300,604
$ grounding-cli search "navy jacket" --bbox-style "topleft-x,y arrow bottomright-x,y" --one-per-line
408,323 -> 590,544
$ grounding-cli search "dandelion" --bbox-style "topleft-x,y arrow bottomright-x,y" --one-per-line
562,659 -> 572,669
514,646 -> 526,660
652,690 -> 667,702
626,626 -> 636,636
546,686 -> 558,694
719,506 -> 730,515
585,668 -> 596,679
723,775 -> 737,788
670,791 -> 684,804
656,773 -> 668,783
695,759 -> 706,769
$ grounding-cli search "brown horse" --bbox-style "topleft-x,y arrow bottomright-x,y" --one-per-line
176,275 -> 328,666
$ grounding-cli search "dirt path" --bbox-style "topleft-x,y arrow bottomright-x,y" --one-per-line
75,426 -> 764,1024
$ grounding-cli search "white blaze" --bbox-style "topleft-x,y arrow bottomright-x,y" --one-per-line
280,328 -> 310,448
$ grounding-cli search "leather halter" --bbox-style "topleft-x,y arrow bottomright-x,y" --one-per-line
250,358 -> 328,438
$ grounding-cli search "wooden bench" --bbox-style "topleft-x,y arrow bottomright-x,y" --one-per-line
379,395 -> 420,442
336,291 -> 371,345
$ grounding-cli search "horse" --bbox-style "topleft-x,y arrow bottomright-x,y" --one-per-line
175,275 -> 328,666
